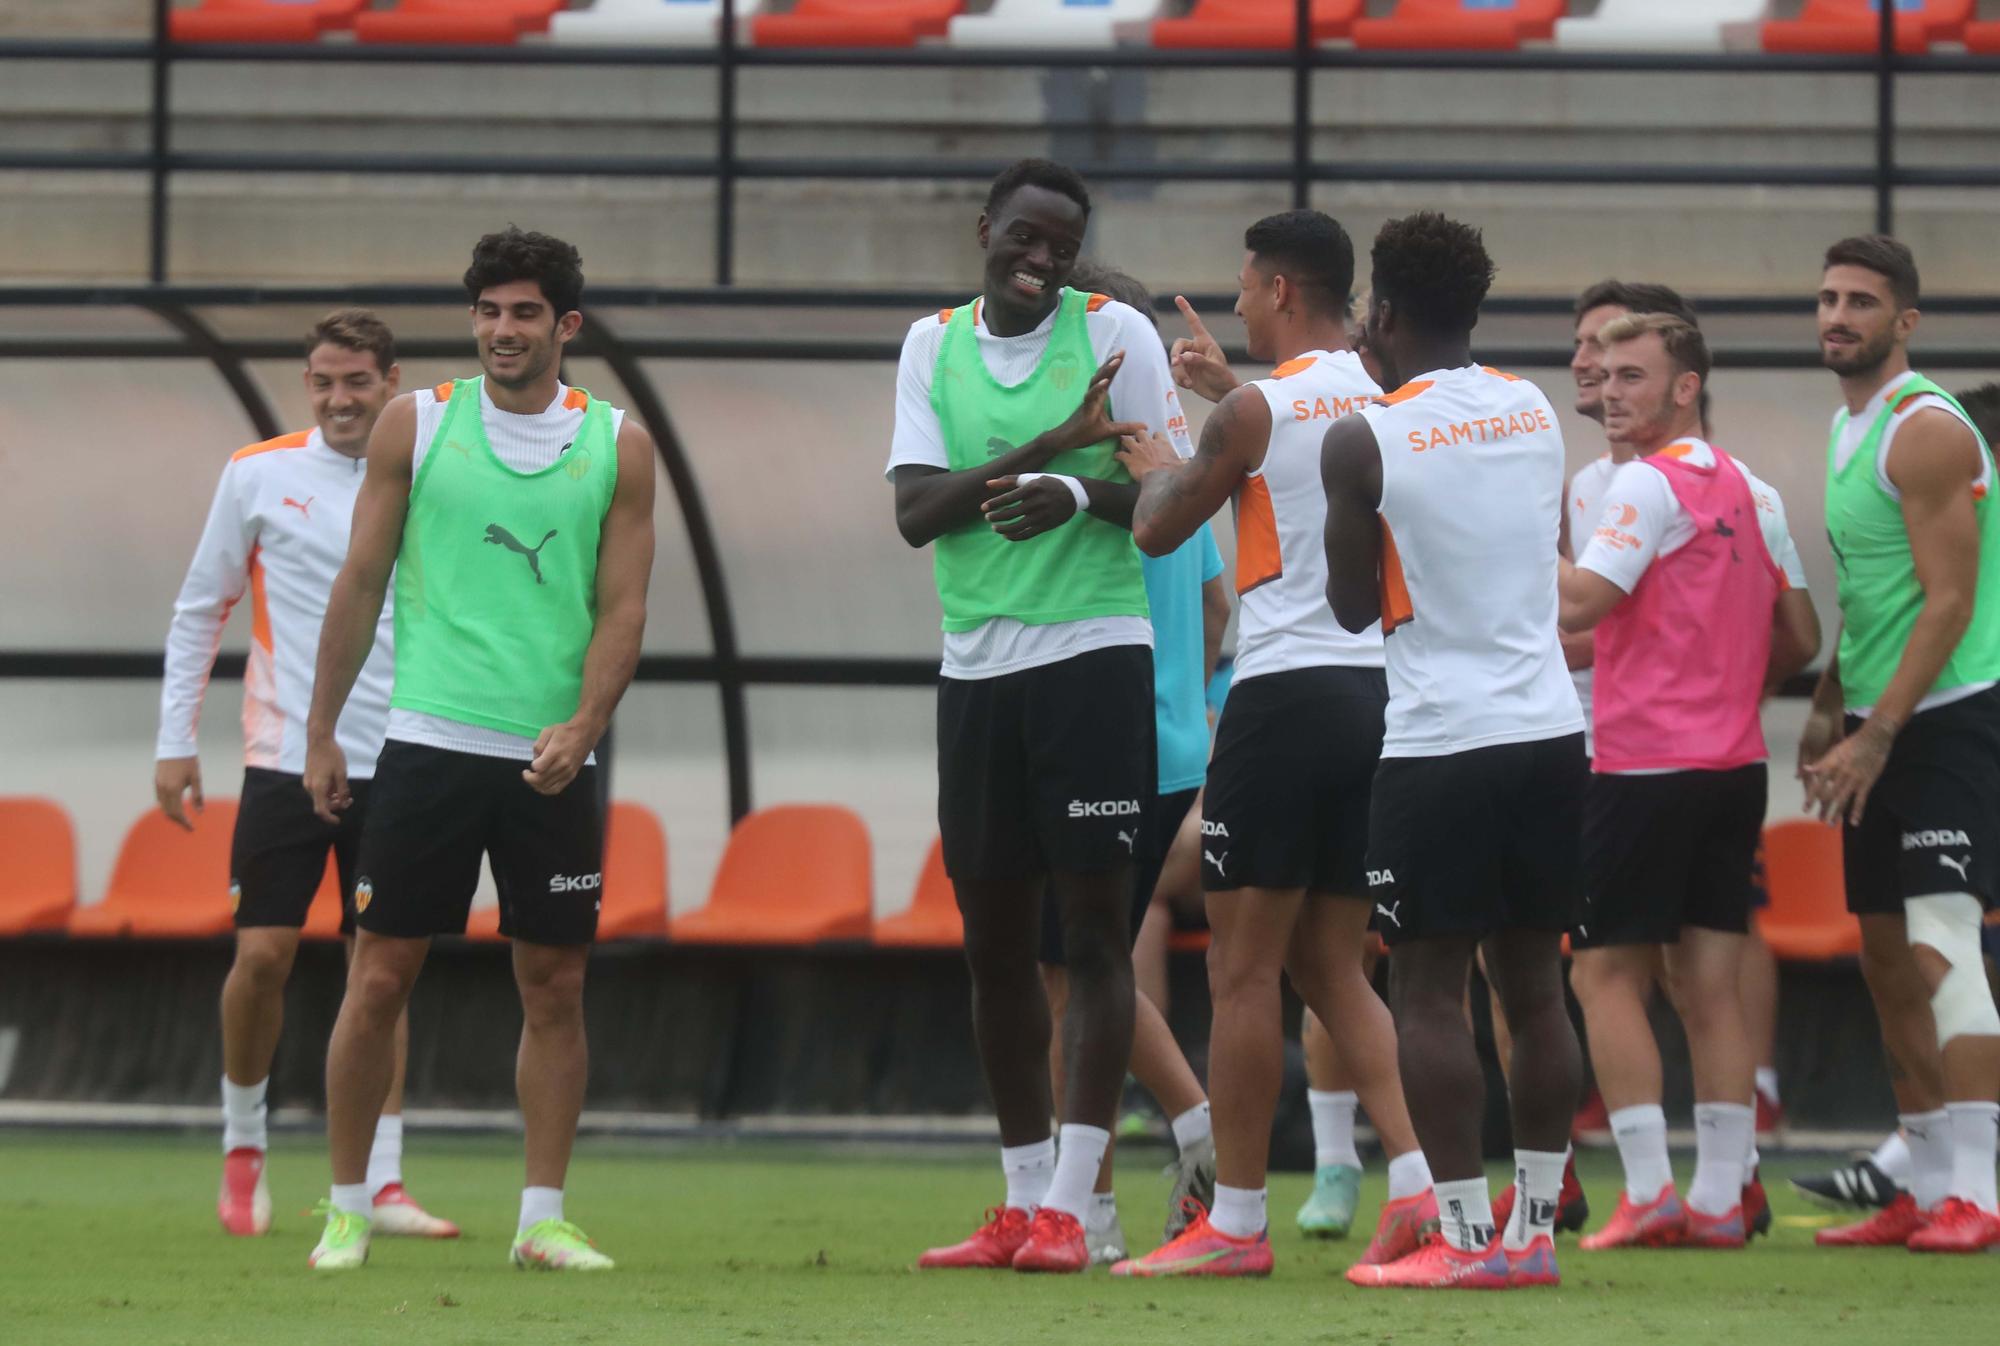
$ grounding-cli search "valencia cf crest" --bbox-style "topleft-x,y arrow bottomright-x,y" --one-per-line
1048,349 -> 1080,392
563,450 -> 591,481
355,878 -> 373,914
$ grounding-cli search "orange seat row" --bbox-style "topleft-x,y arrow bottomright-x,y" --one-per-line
171,0 -> 567,45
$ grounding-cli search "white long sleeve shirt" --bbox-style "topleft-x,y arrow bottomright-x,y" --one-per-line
156,428 -> 395,778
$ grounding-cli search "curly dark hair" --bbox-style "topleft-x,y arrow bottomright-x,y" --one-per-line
1370,211 -> 1494,337
1825,234 -> 1919,311
1245,209 -> 1354,319
985,158 -> 1091,220
462,226 -> 585,316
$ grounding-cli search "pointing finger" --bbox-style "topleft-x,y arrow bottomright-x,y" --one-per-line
1175,295 -> 1212,341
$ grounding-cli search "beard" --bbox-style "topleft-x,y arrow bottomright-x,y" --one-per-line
1822,328 -> 1895,377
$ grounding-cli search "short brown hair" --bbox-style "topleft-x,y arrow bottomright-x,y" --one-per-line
1824,234 -> 1919,311
1957,383 -> 2000,450
306,307 -> 396,374
1573,279 -> 1697,326
1599,311 -> 1710,383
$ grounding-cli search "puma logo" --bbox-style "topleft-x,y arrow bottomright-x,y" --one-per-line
1941,854 -> 1971,882
483,523 -> 557,584
282,496 -> 314,518
1375,901 -> 1403,929
1116,829 -> 1136,855
985,435 -> 1015,460
1203,849 -> 1229,878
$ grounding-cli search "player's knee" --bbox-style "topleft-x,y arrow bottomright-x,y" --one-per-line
1907,893 -> 2000,1045
231,936 -> 295,990
348,961 -> 416,1019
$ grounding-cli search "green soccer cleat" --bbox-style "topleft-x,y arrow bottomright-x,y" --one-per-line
307,1200 -> 371,1271
511,1218 -> 615,1271
1296,1163 -> 1362,1239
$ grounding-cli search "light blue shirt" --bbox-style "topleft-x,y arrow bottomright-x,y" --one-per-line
1143,523 -> 1225,793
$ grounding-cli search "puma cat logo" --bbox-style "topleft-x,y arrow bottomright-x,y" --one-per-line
483,523 -> 557,585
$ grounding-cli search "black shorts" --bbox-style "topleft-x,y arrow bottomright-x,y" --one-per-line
1573,764 -> 1767,948
1201,666 -> 1385,895
937,644 -> 1156,882
354,740 -> 603,945
230,767 -> 370,933
1364,733 -> 1587,947
1843,686 -> 2000,915
1039,786 -> 1198,966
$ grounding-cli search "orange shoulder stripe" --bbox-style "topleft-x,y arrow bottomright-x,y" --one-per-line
938,307 -> 955,325
1086,292 -> 1112,313
1481,366 -> 1525,382
1269,354 -> 1318,380
1375,379 -> 1436,407
433,381 -> 454,402
563,386 -> 588,411
230,429 -> 313,462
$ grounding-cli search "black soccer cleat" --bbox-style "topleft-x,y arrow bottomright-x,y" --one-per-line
1789,1157 -> 1901,1212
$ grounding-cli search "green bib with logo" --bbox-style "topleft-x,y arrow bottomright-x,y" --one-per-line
390,378 -> 618,736
1826,373 -> 2000,708
926,287 -> 1147,631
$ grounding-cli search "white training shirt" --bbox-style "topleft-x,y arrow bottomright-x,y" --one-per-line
1235,349 -> 1386,681
158,428 -> 394,777
1828,371 -> 1995,718
1576,439 -> 1809,596
1360,365 -> 1585,758
386,380 -> 625,762
886,295 -> 1191,679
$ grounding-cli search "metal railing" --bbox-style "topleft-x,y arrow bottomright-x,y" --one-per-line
4,3 -> 1999,821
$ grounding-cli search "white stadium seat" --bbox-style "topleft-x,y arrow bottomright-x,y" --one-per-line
947,0 -> 1165,49
549,0 -> 762,46
1555,0 -> 1771,52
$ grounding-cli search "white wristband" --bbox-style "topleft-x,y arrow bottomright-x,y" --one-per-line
1018,472 -> 1092,513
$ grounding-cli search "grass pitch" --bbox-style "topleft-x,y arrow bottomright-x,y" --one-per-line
1,1129 -> 1991,1345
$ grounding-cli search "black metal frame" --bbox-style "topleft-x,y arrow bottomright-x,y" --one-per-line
3,4 -> 1996,821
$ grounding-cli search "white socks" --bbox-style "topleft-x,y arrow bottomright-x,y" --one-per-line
1040,1124 -> 1111,1220
1433,1177 -> 1495,1253
1504,1150 -> 1567,1251
1687,1103 -> 1754,1217
1902,1109 -> 1952,1211
1308,1090 -> 1362,1170
1609,1103 -> 1673,1202
221,1075 -> 268,1153
1386,1149 -> 1433,1202
1086,1191 -> 1121,1233
1208,1183 -> 1267,1239
519,1185 -> 563,1234
330,1182 -> 371,1219
1001,1138 -> 1056,1212
1946,1101 -> 1999,1213
1754,1067 -> 1780,1104
1873,1129 -> 1913,1187
366,1115 -> 404,1200
1170,1102 -> 1212,1154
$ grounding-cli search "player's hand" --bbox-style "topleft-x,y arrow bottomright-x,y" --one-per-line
1796,704 -> 1844,784
1043,352 -> 1147,456
983,475 -> 1077,542
1801,714 -> 1896,826
524,718 -> 597,796
1114,430 -> 1180,483
1170,296 -> 1238,403
303,737 -> 352,825
154,756 -> 204,832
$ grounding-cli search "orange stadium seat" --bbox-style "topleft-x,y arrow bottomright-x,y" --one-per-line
70,803 -> 240,939
1755,819 -> 1862,961
872,838 -> 964,949
751,0 -> 964,48
1150,0 -> 1360,49
463,803 -> 670,942
1353,0 -> 1565,50
1960,19 -> 2000,51
170,0 -> 369,43
671,804 -> 872,945
355,0 -> 569,45
1168,927 -> 1211,954
0,797 -> 79,936
1761,0 -> 1971,55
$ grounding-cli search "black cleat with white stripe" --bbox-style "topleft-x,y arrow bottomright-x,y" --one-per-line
1789,1157 -> 1902,1212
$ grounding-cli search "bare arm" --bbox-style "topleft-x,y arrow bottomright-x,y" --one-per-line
1201,573 -> 1231,683
1119,385 -> 1267,558
525,418 -> 657,795
1556,491 -> 1596,668
303,394 -> 415,822
1557,558 -> 1627,634
1765,589 -> 1822,694
1319,414 -> 1384,634
892,351 -> 1143,548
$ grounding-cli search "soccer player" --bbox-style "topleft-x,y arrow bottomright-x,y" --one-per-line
1557,313 -> 1820,1248
1036,261 -> 1220,1264
302,229 -> 656,1271
1802,238 -> 2000,1251
889,159 -> 1180,1275
1109,209 -> 1433,1278
1322,211 -> 1586,1289
158,310 -> 456,1242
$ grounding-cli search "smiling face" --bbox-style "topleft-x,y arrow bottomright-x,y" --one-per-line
978,184 -> 1088,334
1818,263 -> 1911,378
1600,330 -> 1699,450
471,278 -> 580,392
1233,251 -> 1286,365
1571,302 -> 1628,424
304,343 -> 398,456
